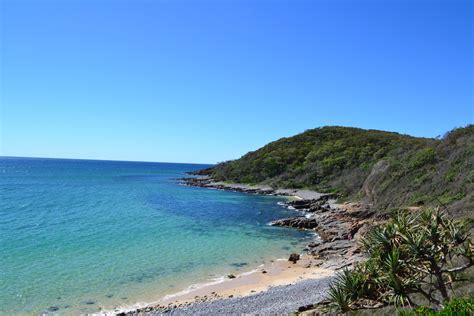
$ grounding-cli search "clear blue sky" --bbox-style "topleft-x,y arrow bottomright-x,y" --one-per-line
1,0 -> 472,164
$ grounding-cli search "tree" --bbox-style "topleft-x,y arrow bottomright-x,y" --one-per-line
328,207 -> 473,312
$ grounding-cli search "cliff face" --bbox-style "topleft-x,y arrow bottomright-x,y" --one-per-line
207,125 -> 474,216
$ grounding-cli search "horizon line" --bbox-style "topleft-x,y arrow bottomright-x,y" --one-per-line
0,155 -> 215,166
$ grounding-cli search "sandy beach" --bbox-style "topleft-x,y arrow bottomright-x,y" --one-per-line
113,254 -> 335,315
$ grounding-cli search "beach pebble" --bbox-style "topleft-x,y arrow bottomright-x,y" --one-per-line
227,274 -> 236,279
147,277 -> 334,315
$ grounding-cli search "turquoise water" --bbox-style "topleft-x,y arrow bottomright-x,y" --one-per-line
0,157 -> 310,315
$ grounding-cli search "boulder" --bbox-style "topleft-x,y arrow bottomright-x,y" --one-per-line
271,217 -> 318,229
288,253 -> 300,263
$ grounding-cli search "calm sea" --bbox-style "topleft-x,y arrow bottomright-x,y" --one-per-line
0,157 -> 311,315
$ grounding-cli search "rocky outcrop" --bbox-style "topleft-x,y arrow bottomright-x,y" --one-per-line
362,160 -> 390,205
178,177 -> 276,195
285,195 -> 336,212
186,168 -> 214,176
271,217 -> 318,229
271,198 -> 376,269
178,177 -> 336,200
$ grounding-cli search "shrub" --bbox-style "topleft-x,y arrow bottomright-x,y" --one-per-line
397,298 -> 474,315
328,207 -> 473,312
409,147 -> 436,170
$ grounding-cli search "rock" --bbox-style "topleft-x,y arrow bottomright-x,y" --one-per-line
308,203 -> 332,213
288,253 -> 300,263
271,217 -> 318,229
298,304 -> 316,312
286,200 -> 313,209
362,160 -> 390,204
261,270 -> 267,274
227,274 -> 236,279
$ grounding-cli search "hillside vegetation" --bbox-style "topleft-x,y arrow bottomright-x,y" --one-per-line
205,125 -> 473,216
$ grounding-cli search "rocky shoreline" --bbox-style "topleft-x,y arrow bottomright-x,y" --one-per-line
120,177 -> 380,315
179,176 -> 377,271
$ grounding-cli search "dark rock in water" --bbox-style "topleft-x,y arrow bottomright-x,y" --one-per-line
84,300 -> 95,305
230,262 -> 248,268
47,306 -> 60,312
287,200 -> 313,209
271,216 -> 318,229
288,253 -> 300,263
261,270 -> 267,274
227,274 -> 236,279
106,294 -> 113,298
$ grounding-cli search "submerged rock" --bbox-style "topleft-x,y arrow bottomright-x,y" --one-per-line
47,306 -> 60,312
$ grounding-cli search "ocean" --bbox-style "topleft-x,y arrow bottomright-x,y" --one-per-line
0,157 -> 311,315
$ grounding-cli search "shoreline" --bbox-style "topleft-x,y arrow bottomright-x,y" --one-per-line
112,255 -> 334,315
117,177 -> 372,315
179,176 -> 335,201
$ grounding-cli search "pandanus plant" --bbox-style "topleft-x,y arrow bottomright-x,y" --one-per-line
328,207 -> 473,312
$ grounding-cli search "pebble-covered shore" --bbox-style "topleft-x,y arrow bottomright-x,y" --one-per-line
147,277 -> 334,315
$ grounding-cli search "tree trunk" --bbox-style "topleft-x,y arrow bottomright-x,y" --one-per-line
431,260 -> 449,303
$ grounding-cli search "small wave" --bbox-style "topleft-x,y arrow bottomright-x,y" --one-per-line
101,267 -> 266,315
160,276 -> 226,301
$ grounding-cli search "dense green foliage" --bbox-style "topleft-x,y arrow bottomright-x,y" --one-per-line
328,208 -> 473,313
208,125 -> 473,215
398,298 -> 474,316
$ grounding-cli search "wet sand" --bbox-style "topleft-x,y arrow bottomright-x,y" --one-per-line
114,254 -> 334,314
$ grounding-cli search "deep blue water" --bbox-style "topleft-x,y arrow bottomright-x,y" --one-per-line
0,157 -> 310,315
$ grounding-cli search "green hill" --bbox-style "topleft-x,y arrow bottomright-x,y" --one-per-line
205,125 -> 473,216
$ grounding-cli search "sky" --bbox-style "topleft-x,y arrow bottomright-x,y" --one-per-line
0,0 -> 472,164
